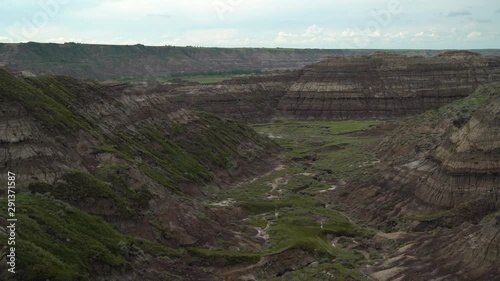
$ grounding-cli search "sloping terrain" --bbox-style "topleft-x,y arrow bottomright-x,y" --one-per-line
332,83 -> 500,280
4,49 -> 500,124
155,71 -> 299,122
88,51 -> 500,124
1,50 -> 500,281
0,43 -> 379,81
0,67 -> 279,280
278,51 -> 500,119
2,42 -> 499,81
132,51 -> 500,123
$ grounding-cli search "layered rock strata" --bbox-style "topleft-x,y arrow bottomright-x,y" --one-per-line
157,71 -> 299,122
331,83 -> 500,280
278,52 -> 500,119
0,68 -> 278,279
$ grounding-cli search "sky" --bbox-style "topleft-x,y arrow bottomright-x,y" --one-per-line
0,0 -> 499,49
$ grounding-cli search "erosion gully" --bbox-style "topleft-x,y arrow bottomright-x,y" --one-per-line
201,119 -> 409,281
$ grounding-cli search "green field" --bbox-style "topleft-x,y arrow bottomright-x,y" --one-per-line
162,74 -> 242,83
203,119 -> 382,280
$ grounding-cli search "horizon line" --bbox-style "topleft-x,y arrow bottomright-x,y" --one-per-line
1,41 -> 499,51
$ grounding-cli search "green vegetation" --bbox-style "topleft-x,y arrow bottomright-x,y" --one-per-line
188,248 -> 261,266
28,169 -> 154,216
408,210 -> 454,222
101,113 -> 273,193
0,68 -> 274,196
133,238 -> 184,258
120,70 -> 264,84
205,119 -> 380,279
381,82 -> 500,162
266,263 -> 369,281
2,42 -> 497,84
0,194 -> 129,281
253,119 -> 381,182
167,74 -> 240,83
0,68 -> 94,133
268,206 -> 370,258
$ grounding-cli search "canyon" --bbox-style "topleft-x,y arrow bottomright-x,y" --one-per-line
149,51 -> 500,122
1,42 -> 500,81
0,48 -> 499,281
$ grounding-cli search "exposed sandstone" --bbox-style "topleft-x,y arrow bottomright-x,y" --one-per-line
333,83 -> 500,280
157,71 -> 299,122
0,68 -> 278,279
278,52 -> 500,119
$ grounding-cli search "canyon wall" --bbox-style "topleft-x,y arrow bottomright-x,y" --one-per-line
332,83 -> 500,280
0,68 -> 278,279
2,42 -> 499,81
0,43 -> 390,80
4,48 -> 500,123
278,51 -> 500,119
155,71 -> 299,122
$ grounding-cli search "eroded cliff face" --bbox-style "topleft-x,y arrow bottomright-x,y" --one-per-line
372,83 -> 500,212
155,71 -> 299,122
331,83 -> 500,280
0,43 -> 385,80
278,52 -> 500,119
6,51 -> 493,128
0,68 -> 278,280
2,51 -> 500,280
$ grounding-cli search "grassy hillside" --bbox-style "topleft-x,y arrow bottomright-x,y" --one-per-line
0,68 -> 278,279
201,119 -> 381,280
376,82 -> 500,164
0,194 -> 129,281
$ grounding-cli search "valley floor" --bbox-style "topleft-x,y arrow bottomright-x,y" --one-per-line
197,119 -> 409,280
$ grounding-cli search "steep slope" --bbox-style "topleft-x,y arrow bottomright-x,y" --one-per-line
279,52 -> 500,119
0,68 -> 278,280
94,51 -> 500,124
4,50 -> 500,124
156,71 -> 299,122
332,82 -> 500,280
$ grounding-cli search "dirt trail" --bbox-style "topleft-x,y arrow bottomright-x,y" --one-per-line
222,256 -> 269,281
214,159 -> 410,280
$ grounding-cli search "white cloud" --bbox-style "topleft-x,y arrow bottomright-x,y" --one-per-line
414,31 -> 425,37
274,25 -> 411,48
71,0 -> 212,18
163,28 -> 253,47
275,31 -> 298,44
0,0 -> 497,48
466,31 -> 482,40
412,30 -> 439,41
368,31 -> 381,38
302,24 -> 323,37
5,23 -> 149,45
275,24 -> 328,46
383,32 -> 407,39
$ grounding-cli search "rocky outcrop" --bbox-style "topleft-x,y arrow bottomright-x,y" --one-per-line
332,83 -> 500,280
0,67 -> 278,279
93,51 -> 500,124
278,52 -> 500,119
156,71 -> 299,122
373,82 -> 500,211
3,42 -> 500,81
4,50 -> 500,125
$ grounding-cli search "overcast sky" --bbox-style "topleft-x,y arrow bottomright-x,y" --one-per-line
1,0 -> 499,49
